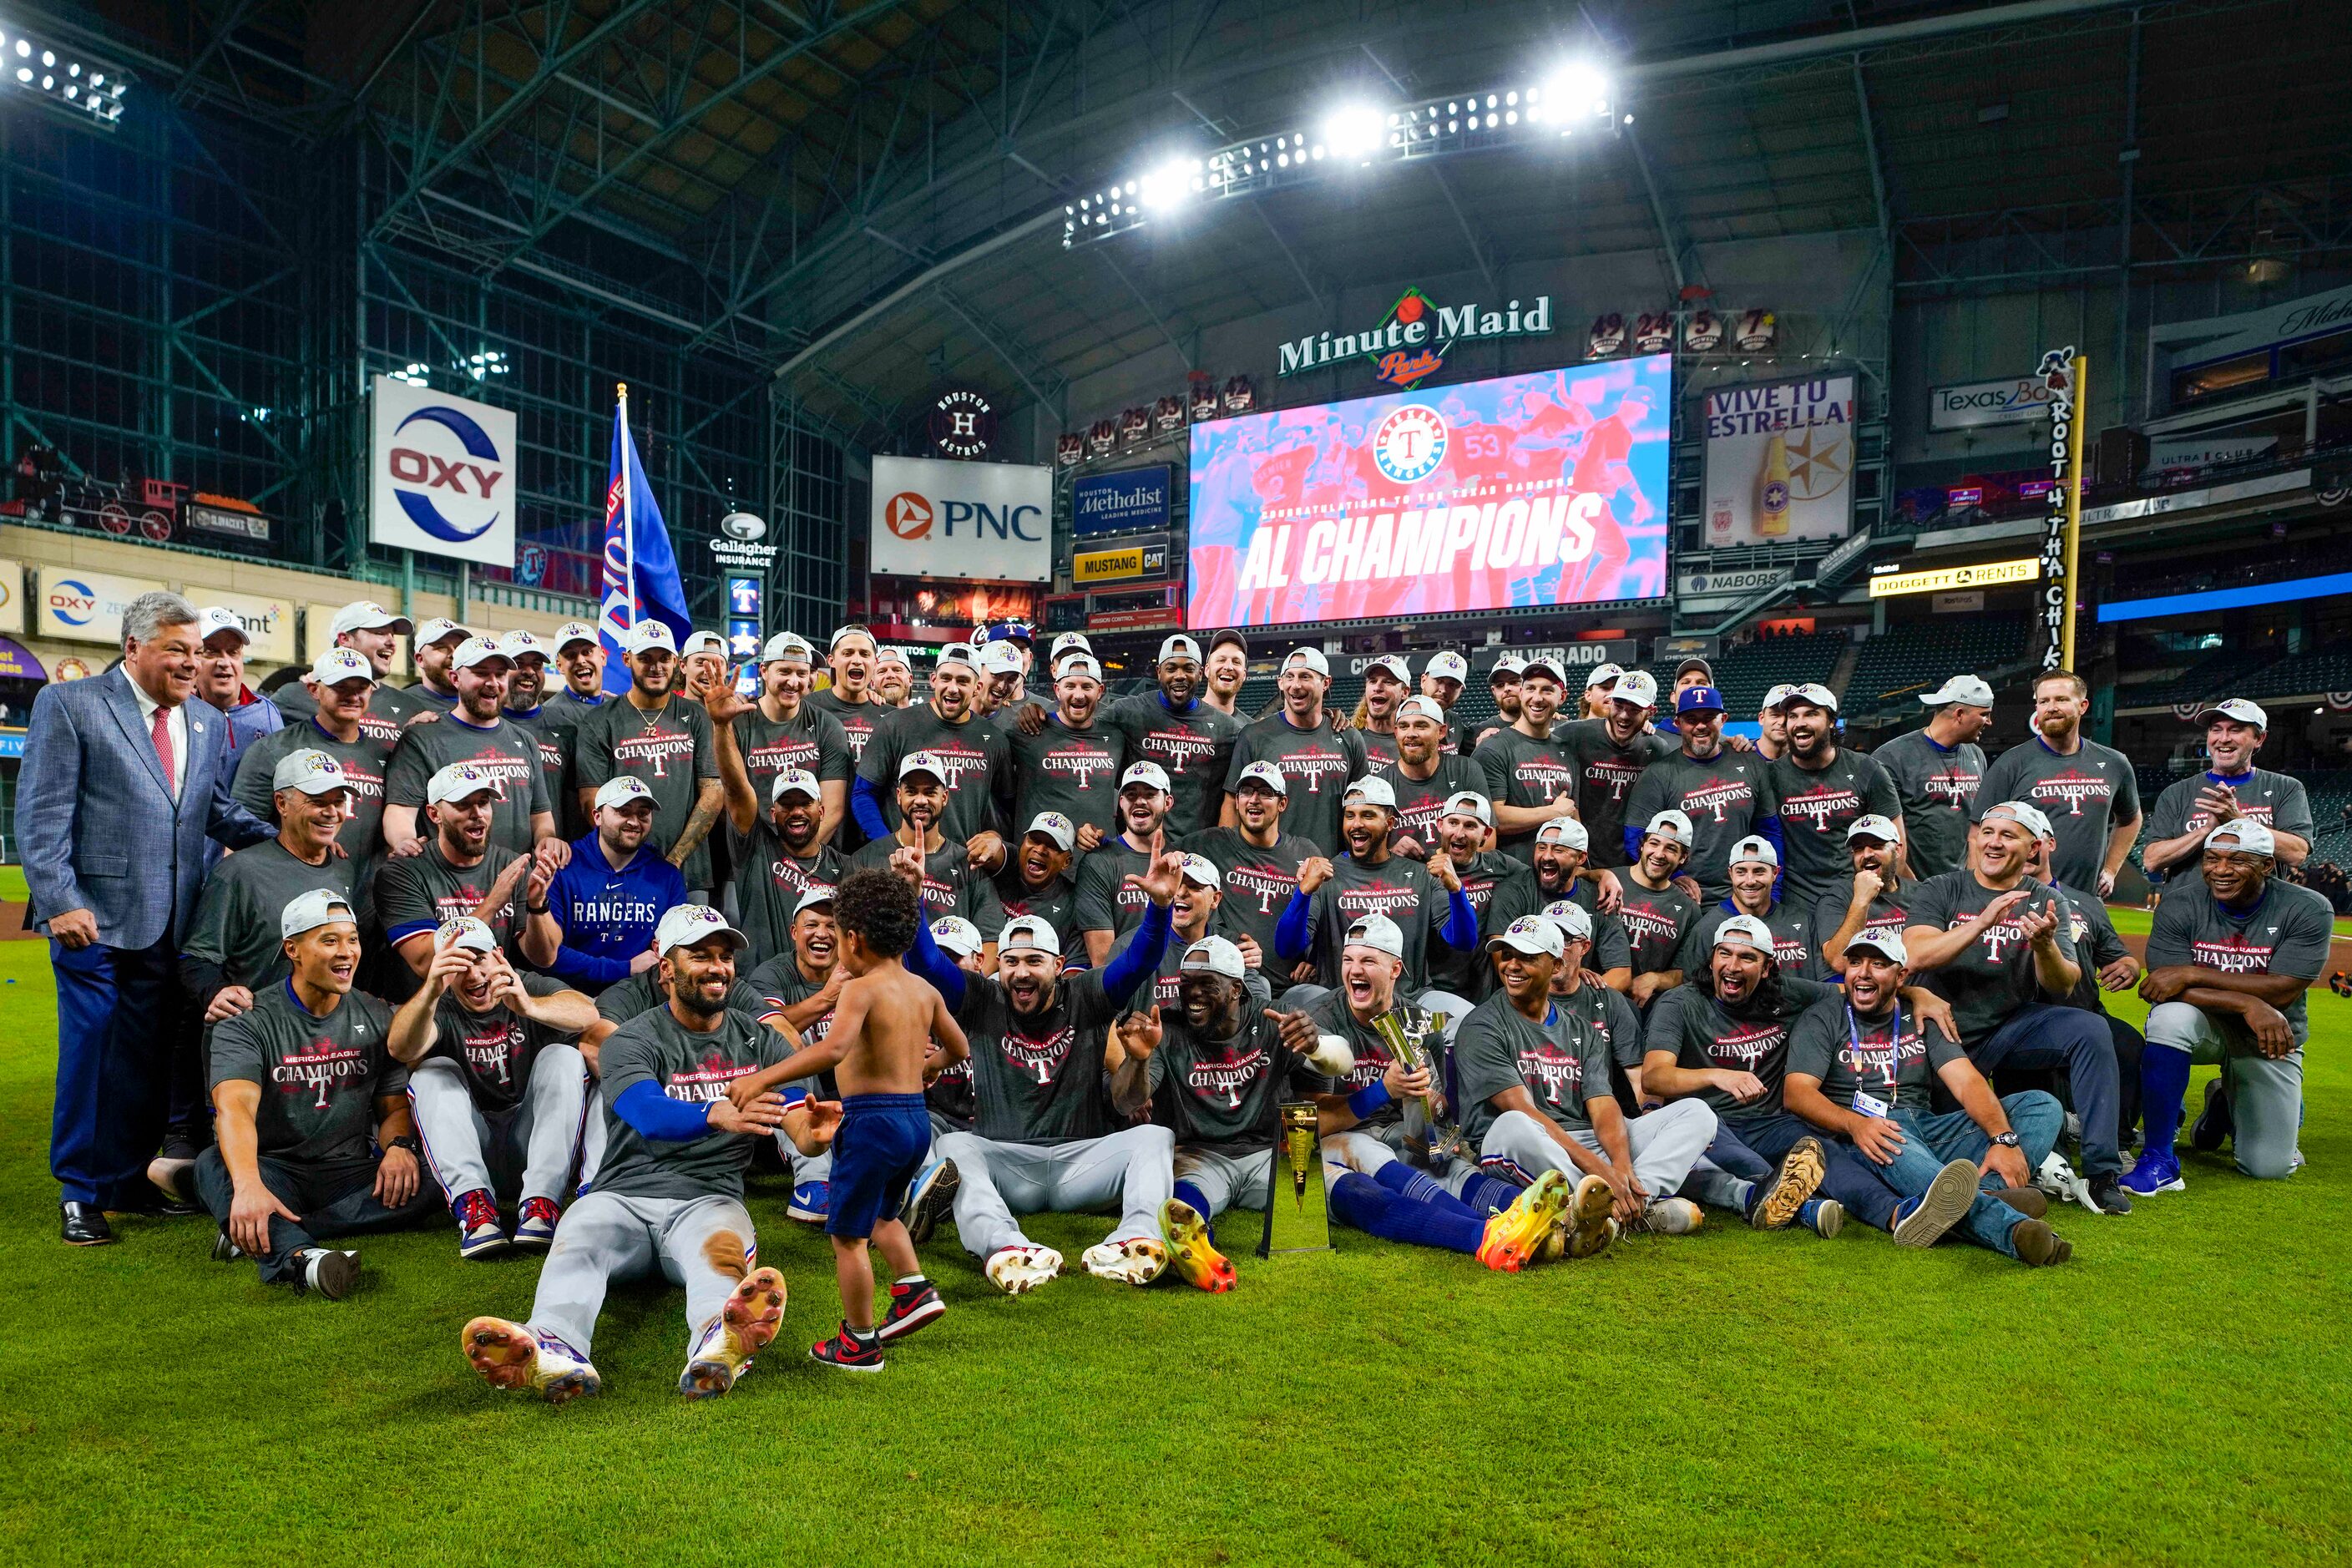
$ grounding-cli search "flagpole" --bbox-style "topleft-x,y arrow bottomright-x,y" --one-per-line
617,382 -> 635,632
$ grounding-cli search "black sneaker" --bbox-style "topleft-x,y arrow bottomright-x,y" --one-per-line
2190,1079 -> 2233,1153
876,1278 -> 947,1343
210,1229 -> 244,1262
809,1323 -> 885,1373
2087,1174 -> 2133,1216
295,1248 -> 361,1299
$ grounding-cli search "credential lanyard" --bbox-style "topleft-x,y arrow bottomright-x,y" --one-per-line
1847,1001 -> 1902,1095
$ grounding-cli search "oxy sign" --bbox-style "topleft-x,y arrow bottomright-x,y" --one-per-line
369,376 -> 518,568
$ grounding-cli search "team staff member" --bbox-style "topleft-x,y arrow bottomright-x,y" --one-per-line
2127,820 -> 2330,1193
2140,698 -> 2312,878
1557,670 -> 1675,872
1098,635 -> 1242,838
1974,669 -> 2141,895
197,890 -> 438,1297
1474,656 -> 1580,862
1370,696 -> 1481,851
1813,817 -> 1916,976
230,648 -> 397,921
575,622 -> 726,899
873,645 -> 913,707
1765,684 -> 1902,912
383,637 -> 562,863
1623,684 -> 1779,900
273,600 -> 427,727
1181,761 -> 1319,994
22,589 -> 278,1245
539,777 -> 688,992
1871,675 -> 1992,880
1222,646 -> 1367,855
855,641 -> 1012,862
1006,652 -> 1122,843
192,605 -> 282,764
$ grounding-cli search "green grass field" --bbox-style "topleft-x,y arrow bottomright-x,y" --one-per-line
1,928 -> 2346,1566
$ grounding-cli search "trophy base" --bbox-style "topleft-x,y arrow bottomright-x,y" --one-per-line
1257,1101 -> 1331,1257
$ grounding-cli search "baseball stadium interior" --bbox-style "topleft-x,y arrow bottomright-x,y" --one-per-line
3,0 -> 2349,1560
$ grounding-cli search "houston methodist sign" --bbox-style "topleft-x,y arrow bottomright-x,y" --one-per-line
368,376 -> 518,568
868,455 -> 1051,583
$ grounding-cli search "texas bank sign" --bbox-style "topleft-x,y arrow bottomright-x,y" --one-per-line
367,376 -> 518,569
1278,288 -> 1556,390
868,454 -> 1051,583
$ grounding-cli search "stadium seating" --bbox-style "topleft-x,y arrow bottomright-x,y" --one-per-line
2123,647 -> 2290,710
2236,650 -> 2352,701
1843,621 -> 2026,716
1641,630 -> 1849,719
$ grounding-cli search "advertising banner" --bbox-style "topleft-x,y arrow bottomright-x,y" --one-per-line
368,376 -> 518,568
1703,374 -> 1856,547
871,455 -> 1051,583
202,593 -> 297,664
38,569 -> 163,645
1186,359 -> 1672,629
1868,558 -> 2038,599
1072,534 -> 1171,587
1930,376 -> 2059,432
1071,465 -> 1171,539
0,558 -> 23,635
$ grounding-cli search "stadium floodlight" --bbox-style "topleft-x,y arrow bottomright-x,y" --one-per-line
0,21 -> 130,128
1136,158 -> 1200,212
1318,102 -> 1387,164
1530,61 -> 1612,129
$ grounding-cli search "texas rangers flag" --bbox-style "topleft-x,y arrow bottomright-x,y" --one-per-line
599,386 -> 693,695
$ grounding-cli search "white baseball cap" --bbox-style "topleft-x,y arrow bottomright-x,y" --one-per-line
280,888 -> 358,940
621,620 -> 677,655
1644,810 -> 1695,848
1363,654 -> 1411,683
875,645 -> 911,668
769,768 -> 822,804
1177,852 -> 1222,888
1845,929 -> 1909,966
1542,898 -> 1595,942
1178,934 -> 1247,979
1024,812 -> 1076,852
1121,761 -> 1172,792
306,647 -> 375,687
930,916 -> 984,959
1158,634 -> 1204,665
1610,670 -> 1661,708
554,620 -> 598,651
2196,697 -> 2269,731
2205,819 -> 2277,857
427,761 -> 503,806
195,607 -> 250,647
655,904 -> 748,955
271,749 -> 348,795
1282,646 -> 1330,677
415,617 -> 469,648
1056,653 -> 1104,683
936,641 -> 978,670
1343,913 -> 1406,959
1920,675 -> 1995,707
1489,654 -> 1528,679
1980,800 -> 2052,840
1535,817 -> 1589,851
1713,913 -> 1777,953
1778,682 -> 1839,713
1050,631 -> 1093,658
761,632 -> 816,665
1342,776 -> 1398,811
679,630 -> 727,660
1427,650 -> 1469,682
1522,656 -> 1569,687
1442,790 -> 1493,827
594,776 -> 656,811
437,916 -> 499,954
977,640 -> 1024,675
898,750 -> 949,783
498,630 -> 549,664
792,885 -> 837,917
827,625 -> 877,650
1487,913 -> 1565,959
998,914 -> 1059,954
1761,683 -> 1797,712
1235,761 -> 1288,796
1396,695 -> 1447,724
328,600 -> 412,639
450,635 -> 510,670
1584,661 -> 1624,690
1846,813 -> 1902,843
1728,834 -> 1779,867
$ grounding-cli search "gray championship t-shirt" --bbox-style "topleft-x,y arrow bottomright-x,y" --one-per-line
1870,729 -> 1986,881
376,840 -> 524,967
733,705 -> 853,803
954,969 -> 1122,1145
728,821 -> 839,972
1369,752 -> 1485,853
209,983 -> 403,1166
1615,878 -> 1702,979
1974,736 -> 2141,891
1623,748 -> 1777,899
1006,716 -> 1125,840
1073,836 -> 1156,943
185,841 -> 358,993
1786,993 -> 1963,1115
386,713 -> 551,860
1148,986 -> 1314,1157
1643,974 -> 1832,1121
1454,984 -> 1638,1145
855,702 -> 1013,849
1555,719 -> 1675,870
1904,870 -> 2080,1048
1178,827 -> 1319,994
539,688 -> 607,837
574,695 -> 721,890
807,687 -> 882,768
429,973 -> 579,1117
2144,874 -> 2332,1046
1297,852 -> 1453,993
594,1005 -> 790,1201
1102,693 -> 1242,839
1765,748 -> 1903,912
502,706 -> 572,843
991,870 -> 1085,964
1427,852 -> 1540,1001
232,719 -> 397,898
1226,714 -> 1368,856
1808,874 -> 1924,978
1474,726 -> 1578,863
847,835 -> 1004,931
2146,770 -> 2314,873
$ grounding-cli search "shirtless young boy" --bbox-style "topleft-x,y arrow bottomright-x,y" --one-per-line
744,866 -> 969,1372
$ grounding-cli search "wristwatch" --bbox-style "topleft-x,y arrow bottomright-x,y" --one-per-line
1989,1131 -> 2021,1149
387,1134 -> 424,1156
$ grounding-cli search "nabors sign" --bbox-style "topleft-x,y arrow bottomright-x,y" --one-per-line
1278,289 -> 1555,390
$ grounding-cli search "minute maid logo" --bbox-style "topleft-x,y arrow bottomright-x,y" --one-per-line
1278,289 -> 1555,390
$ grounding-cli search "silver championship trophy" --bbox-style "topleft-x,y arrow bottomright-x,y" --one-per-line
1368,1004 -> 1464,1170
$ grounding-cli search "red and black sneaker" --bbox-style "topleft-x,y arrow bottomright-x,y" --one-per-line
876,1278 -> 947,1343
808,1323 -> 886,1373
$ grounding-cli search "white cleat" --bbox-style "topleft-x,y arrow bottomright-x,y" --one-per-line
462,1317 -> 603,1405
1637,1196 -> 1705,1236
984,1244 -> 1063,1295
2035,1151 -> 2104,1217
1080,1237 -> 1167,1285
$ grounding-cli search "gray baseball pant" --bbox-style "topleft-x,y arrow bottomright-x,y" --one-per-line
933,1124 -> 1173,1259
407,1045 -> 590,1209
1477,1100 -> 1717,1196
2144,1002 -> 2304,1179
524,1190 -> 756,1358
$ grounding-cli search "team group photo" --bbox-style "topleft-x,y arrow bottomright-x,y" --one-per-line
1,2 -> 2345,1564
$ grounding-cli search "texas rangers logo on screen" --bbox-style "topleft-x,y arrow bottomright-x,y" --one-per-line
1187,358 -> 1672,629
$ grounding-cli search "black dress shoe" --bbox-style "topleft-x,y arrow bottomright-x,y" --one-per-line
60,1201 -> 115,1246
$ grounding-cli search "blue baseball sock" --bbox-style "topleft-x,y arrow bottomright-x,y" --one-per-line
1172,1180 -> 1215,1241
1370,1161 -> 1444,1203
2140,1044 -> 2193,1156
1458,1171 -> 1525,1217
1330,1172 -> 1483,1255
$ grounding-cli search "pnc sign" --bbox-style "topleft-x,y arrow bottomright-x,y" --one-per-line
368,375 -> 518,569
867,455 -> 1051,583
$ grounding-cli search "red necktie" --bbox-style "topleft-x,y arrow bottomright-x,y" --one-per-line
150,704 -> 178,799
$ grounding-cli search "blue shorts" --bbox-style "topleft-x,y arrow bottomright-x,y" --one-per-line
824,1093 -> 932,1239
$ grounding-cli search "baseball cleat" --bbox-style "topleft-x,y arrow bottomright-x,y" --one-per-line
453,1189 -> 508,1260
2120,1151 -> 2185,1197
984,1244 -> 1062,1294
679,1266 -> 787,1399
787,1181 -> 830,1223
1891,1159 -> 1978,1248
876,1278 -> 947,1342
512,1196 -> 561,1249
2190,1078 -> 2232,1153
1565,1175 -> 1616,1259
901,1156 -> 959,1246
810,1324 -> 887,1373
1159,1198 -> 1236,1292
1475,1168 -> 1570,1272
1750,1136 -> 1827,1230
294,1248 -> 361,1299
1080,1237 -> 1166,1286
1638,1196 -> 1705,1236
463,1318 -> 602,1404
1799,1197 -> 1844,1239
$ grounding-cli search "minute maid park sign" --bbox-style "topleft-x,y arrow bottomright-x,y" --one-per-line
1277,288 -> 1555,391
